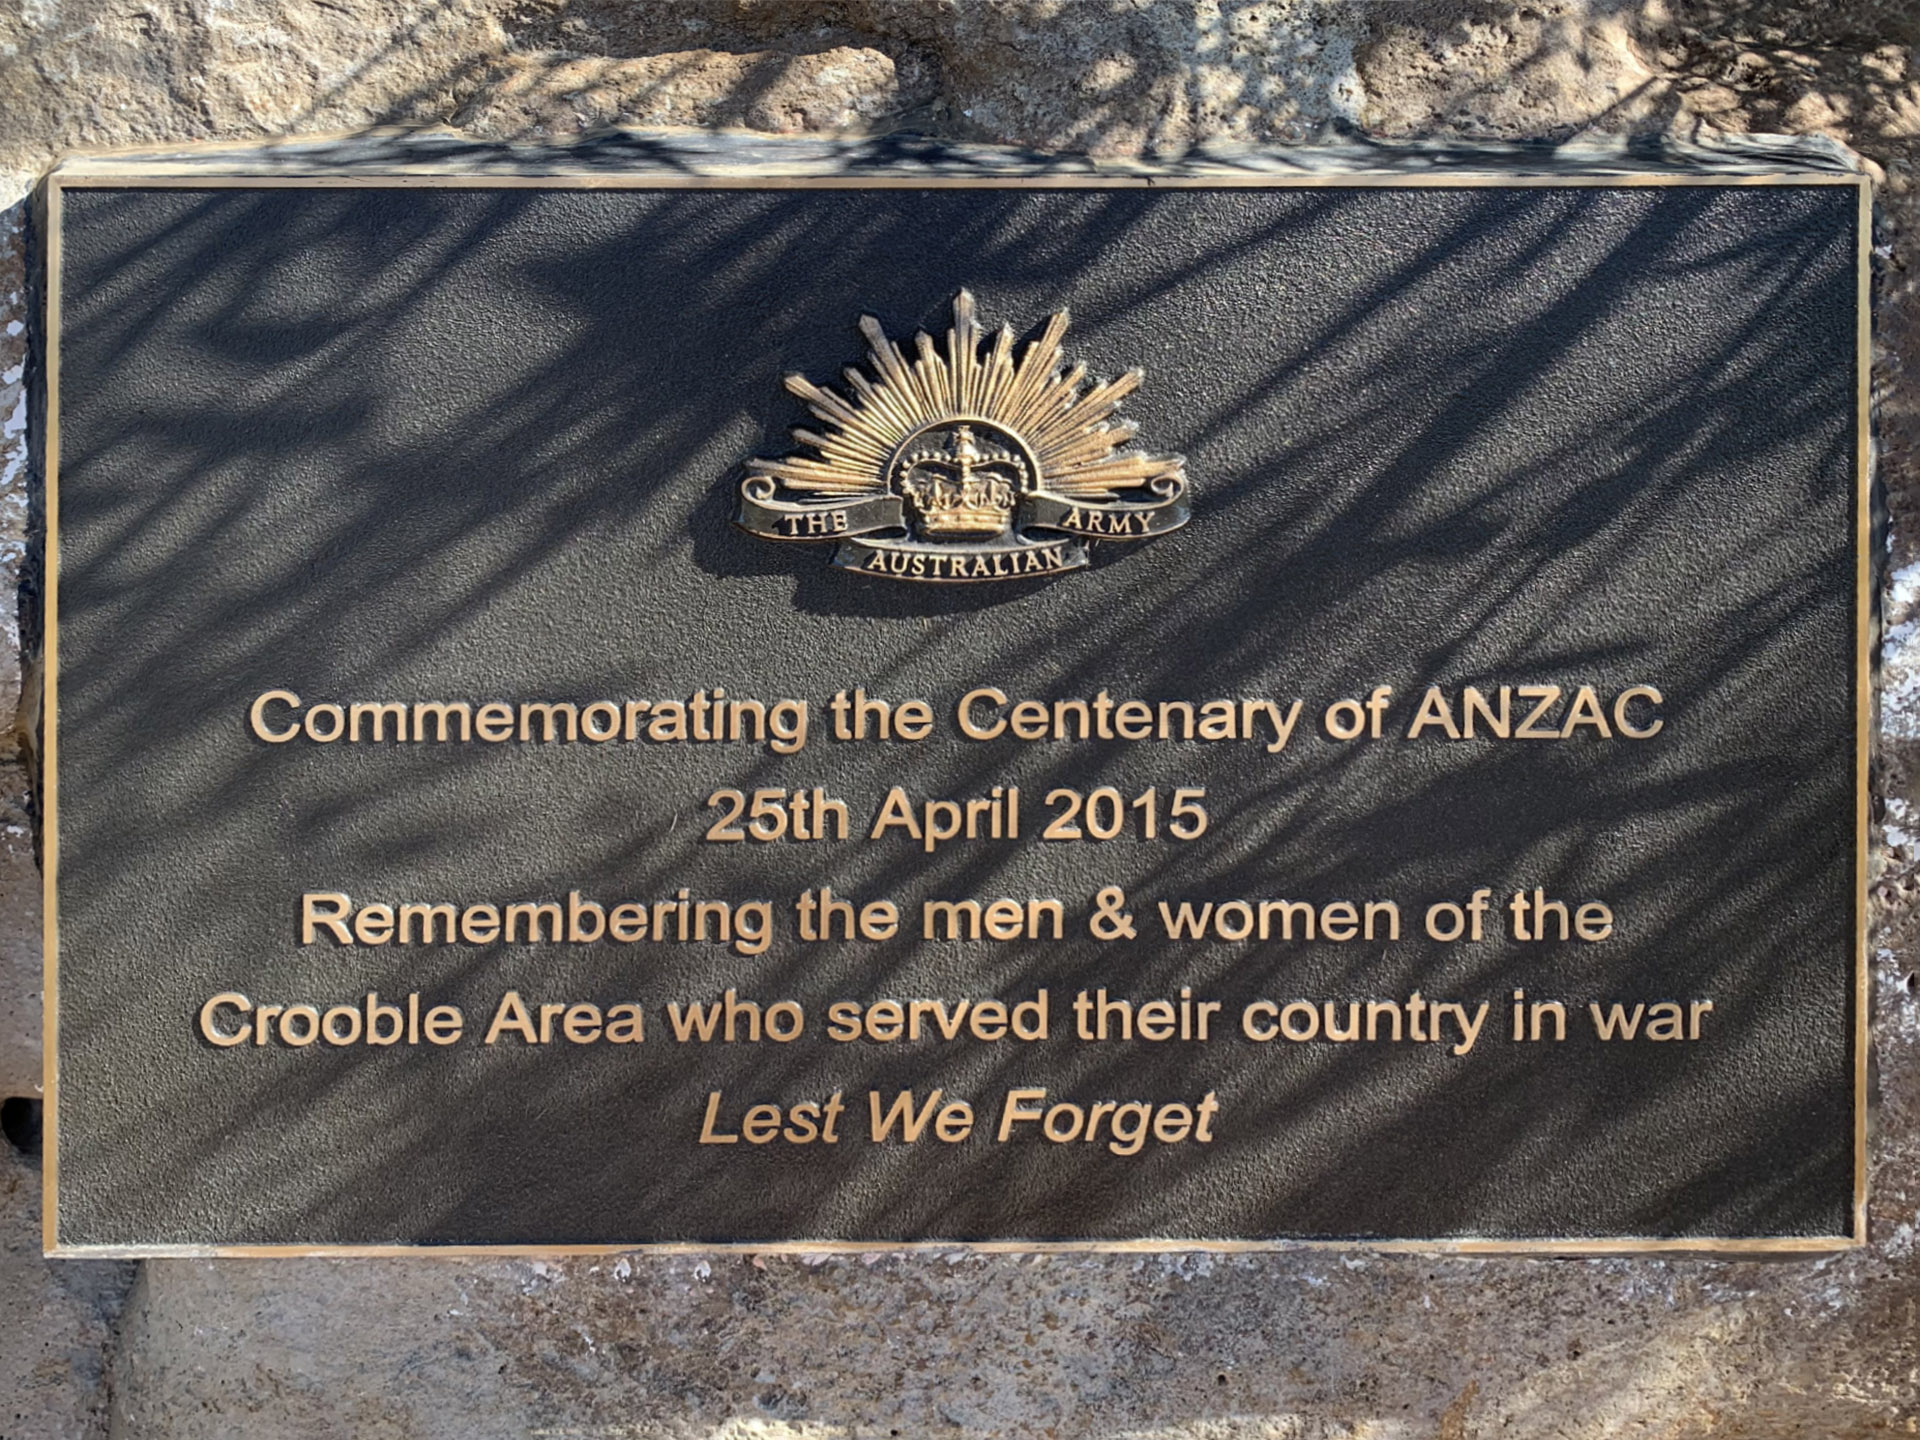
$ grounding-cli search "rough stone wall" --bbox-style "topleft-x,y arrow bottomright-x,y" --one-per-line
0,2 -> 1916,1436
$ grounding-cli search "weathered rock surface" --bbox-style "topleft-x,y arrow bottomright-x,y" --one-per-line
0,826 -> 42,1103
1,1 -> 1918,1435
455,44 -> 920,137
0,198 -> 31,1104
101,1230 -> 1920,1438
0,1141 -> 131,1440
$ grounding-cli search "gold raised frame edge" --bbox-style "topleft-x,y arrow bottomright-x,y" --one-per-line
44,173 -> 1866,191
1854,172 -> 1874,1248
35,163 -> 1875,1260
45,1234 -> 1862,1261
39,174 -> 62,1257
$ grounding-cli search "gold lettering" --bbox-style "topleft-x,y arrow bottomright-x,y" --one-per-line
302,892 -> 353,945
956,687 -> 1007,740
1614,685 -> 1664,738
249,690 -> 301,742
199,992 -> 251,1045
484,991 -> 537,1044
1514,685 -> 1562,739
699,1091 -> 739,1144
348,701 -> 409,743
414,701 -> 472,742
1406,686 -> 1461,739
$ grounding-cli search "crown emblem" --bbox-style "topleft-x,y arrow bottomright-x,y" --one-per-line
737,291 -> 1190,583
897,425 -> 1024,537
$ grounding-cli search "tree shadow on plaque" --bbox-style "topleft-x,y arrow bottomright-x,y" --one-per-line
40,173 -> 1860,1245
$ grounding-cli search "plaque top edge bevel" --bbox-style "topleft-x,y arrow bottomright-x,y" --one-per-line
36,126 -> 1870,188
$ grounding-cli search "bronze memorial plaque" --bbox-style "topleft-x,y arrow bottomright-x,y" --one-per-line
33,138 -> 1870,1253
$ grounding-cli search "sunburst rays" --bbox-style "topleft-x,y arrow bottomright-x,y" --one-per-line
748,291 -> 1184,500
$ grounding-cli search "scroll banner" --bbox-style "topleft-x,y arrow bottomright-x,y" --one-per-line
744,483 -> 1186,582
1019,487 -> 1190,540
740,486 -> 1188,547
833,535 -> 1089,582
737,490 -> 904,542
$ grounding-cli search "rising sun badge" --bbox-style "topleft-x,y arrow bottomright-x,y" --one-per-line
736,291 -> 1190,583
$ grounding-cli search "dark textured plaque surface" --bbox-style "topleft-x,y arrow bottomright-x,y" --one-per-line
41,156 -> 1866,1248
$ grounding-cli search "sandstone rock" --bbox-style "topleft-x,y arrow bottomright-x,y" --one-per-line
497,0 -> 1370,154
0,1140 -> 132,1440
0,1 -> 511,183
456,44 -> 919,138
0,199 -> 36,1102
0,3 -> 1917,1437
0,817 -> 42,1102
1356,1 -> 1663,140
902,0 -> 1370,155
105,1237 -> 1920,1437
0,1 -> 1382,180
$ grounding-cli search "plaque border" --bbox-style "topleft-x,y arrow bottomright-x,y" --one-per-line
31,148 -> 1875,1258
